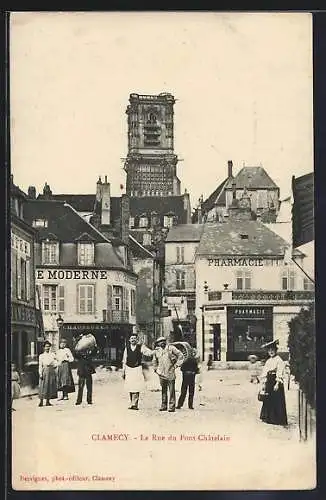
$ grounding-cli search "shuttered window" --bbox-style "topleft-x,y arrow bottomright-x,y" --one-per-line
78,284 -> 95,314
58,285 -> 65,312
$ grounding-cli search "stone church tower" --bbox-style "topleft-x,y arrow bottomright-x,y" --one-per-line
124,93 -> 181,197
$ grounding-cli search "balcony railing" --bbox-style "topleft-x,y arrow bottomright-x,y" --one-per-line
102,309 -> 130,323
231,290 -> 315,302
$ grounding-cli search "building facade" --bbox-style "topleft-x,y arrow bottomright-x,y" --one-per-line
162,224 -> 204,344
125,93 -> 181,197
195,219 -> 314,362
11,179 -> 44,386
194,162 -> 280,224
24,199 -> 137,366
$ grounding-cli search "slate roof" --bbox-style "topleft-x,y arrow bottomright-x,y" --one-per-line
37,194 -> 122,221
225,167 -> 279,190
201,177 -> 229,212
129,195 -> 189,224
37,194 -> 96,212
24,200 -> 107,243
165,224 -> 204,242
196,221 -> 303,257
24,200 -> 127,269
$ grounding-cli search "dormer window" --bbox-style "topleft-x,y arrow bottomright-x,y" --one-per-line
78,242 -> 95,266
164,214 -> 174,228
32,219 -> 48,228
240,234 -> 249,240
139,215 -> 148,228
42,239 -> 59,265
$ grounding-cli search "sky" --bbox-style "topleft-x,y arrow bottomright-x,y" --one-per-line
10,12 -> 313,209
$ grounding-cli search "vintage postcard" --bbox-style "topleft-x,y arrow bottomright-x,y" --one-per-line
9,11 -> 315,490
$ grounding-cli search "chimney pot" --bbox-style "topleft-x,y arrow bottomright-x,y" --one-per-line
228,160 -> 233,178
105,175 -> 108,183
28,186 -> 36,199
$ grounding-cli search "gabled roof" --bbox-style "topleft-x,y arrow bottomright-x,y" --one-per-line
201,177 -> 229,212
196,221 -> 303,257
24,200 -> 107,243
165,224 -> 204,242
225,167 -> 279,190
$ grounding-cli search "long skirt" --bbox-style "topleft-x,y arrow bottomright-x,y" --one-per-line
125,365 -> 145,393
39,366 -> 58,400
260,372 -> 288,426
12,381 -> 21,400
57,361 -> 75,393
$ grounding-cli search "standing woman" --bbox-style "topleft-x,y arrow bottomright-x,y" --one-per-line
57,338 -> 75,400
259,339 -> 288,426
11,363 -> 21,411
38,341 -> 58,407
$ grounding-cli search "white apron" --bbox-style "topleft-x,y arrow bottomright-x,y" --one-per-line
125,365 -> 145,393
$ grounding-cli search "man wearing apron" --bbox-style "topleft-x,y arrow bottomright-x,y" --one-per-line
122,333 -> 153,410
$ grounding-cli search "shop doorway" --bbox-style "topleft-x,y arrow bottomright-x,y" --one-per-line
212,324 -> 221,361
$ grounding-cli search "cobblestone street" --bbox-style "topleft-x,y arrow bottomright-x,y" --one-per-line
12,368 -> 315,491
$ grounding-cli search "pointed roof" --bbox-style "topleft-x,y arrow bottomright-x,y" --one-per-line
201,177 -> 229,212
225,167 -> 279,190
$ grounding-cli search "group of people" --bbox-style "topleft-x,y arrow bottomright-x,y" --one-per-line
37,335 -> 96,407
122,334 -> 200,412
11,333 -> 288,427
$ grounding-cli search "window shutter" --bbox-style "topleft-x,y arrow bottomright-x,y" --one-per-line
58,285 -> 65,312
124,288 -> 129,313
16,256 -> 22,299
76,284 -> 80,313
26,259 -> 31,301
92,284 -> 96,315
36,285 -> 42,309
181,246 -> 184,262
11,249 -> 17,298
107,284 -> 112,322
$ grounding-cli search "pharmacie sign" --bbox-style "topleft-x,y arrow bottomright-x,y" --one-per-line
207,257 -> 263,267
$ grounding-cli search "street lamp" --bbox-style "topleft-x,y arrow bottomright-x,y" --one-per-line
201,283 -> 209,361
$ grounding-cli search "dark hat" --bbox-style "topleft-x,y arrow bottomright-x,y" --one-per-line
43,340 -> 52,347
261,339 -> 279,350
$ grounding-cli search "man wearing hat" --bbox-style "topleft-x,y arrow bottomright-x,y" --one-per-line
121,333 -> 153,410
152,337 -> 184,412
259,339 -> 288,426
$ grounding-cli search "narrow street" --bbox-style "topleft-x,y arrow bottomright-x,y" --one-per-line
12,368 -> 315,491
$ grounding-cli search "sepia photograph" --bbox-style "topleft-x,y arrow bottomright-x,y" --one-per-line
9,11 -> 315,491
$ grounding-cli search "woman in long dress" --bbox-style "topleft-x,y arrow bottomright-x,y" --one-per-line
259,339 -> 288,426
38,340 -> 58,407
11,363 -> 21,411
57,338 -> 75,400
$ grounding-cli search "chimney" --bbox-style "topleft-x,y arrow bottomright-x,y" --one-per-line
228,160 -> 233,178
28,186 -> 36,199
101,176 -> 111,225
43,182 -> 52,199
96,176 -> 102,202
120,194 -> 130,244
